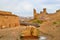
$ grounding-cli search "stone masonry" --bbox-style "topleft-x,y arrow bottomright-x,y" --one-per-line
0,11 -> 20,28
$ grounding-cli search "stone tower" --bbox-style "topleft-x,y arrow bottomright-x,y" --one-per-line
33,9 -> 37,19
43,8 -> 47,14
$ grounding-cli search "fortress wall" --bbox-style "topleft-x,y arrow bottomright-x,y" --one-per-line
33,8 -> 60,21
0,11 -> 20,28
0,11 -> 12,14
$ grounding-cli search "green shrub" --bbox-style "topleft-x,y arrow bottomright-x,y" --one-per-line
53,22 -> 57,24
53,20 -> 60,25
32,19 -> 43,24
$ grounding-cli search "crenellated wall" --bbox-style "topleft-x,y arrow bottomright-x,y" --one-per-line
33,8 -> 60,22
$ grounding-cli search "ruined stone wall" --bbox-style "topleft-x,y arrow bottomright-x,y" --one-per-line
33,8 -> 60,22
0,15 -> 20,28
0,11 -> 12,15
33,8 -> 48,19
33,9 -> 38,19
0,11 -> 20,28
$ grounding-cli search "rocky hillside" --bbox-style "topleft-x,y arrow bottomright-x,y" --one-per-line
39,20 -> 60,40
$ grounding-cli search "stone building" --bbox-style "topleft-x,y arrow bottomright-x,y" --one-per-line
33,8 -> 60,21
0,11 -> 20,28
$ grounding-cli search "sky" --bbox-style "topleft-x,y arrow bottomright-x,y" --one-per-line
0,0 -> 60,17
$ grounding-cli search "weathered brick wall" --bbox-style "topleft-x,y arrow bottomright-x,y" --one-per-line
0,11 -> 20,28
0,16 -> 20,28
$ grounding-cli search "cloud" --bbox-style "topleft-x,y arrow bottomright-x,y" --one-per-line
12,0 -> 34,17
0,0 -> 60,17
56,0 -> 60,1
0,0 -> 33,12
19,1 -> 33,11
0,0 -> 19,11
41,0 -> 60,4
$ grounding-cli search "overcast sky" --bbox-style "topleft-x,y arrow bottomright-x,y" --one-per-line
0,0 -> 60,17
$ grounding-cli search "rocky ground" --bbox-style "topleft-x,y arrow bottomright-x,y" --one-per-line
0,27 -> 21,40
0,23 -> 60,40
0,26 -> 39,40
39,21 -> 60,40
